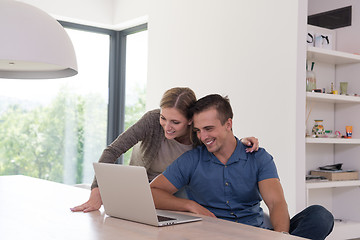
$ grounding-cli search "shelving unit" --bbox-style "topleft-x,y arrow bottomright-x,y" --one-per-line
305,137 -> 360,144
307,46 -> 360,65
331,221 -> 360,240
306,91 -> 360,104
306,180 -> 360,189
305,25 -> 360,240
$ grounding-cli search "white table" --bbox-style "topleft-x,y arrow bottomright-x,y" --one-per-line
0,175 -> 305,239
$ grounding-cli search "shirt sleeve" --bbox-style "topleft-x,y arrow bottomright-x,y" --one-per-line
254,148 -> 279,182
163,149 -> 198,190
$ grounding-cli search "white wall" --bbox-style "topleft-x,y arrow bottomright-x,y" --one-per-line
18,0 -> 113,28
19,0 -> 147,30
147,0 -> 306,215
112,0 -> 149,30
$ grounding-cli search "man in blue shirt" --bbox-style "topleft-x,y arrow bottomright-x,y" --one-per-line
150,94 -> 334,240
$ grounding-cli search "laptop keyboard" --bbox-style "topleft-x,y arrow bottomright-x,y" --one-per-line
157,215 -> 176,222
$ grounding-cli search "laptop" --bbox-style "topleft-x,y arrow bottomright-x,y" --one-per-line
93,162 -> 202,227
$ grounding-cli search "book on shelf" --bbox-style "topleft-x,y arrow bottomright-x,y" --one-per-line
310,170 -> 358,181
306,175 -> 328,182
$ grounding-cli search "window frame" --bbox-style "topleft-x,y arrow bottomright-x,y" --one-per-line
58,21 -> 148,147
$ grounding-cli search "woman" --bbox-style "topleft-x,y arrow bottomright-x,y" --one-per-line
71,87 -> 258,212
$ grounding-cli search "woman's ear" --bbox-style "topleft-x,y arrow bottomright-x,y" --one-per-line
188,119 -> 193,125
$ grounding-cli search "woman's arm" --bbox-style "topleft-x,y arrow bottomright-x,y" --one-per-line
91,109 -> 161,188
241,136 -> 259,152
70,187 -> 102,212
98,110 -> 161,164
71,110 -> 161,213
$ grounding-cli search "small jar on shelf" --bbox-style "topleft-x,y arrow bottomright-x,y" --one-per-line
312,120 -> 325,137
306,70 -> 316,92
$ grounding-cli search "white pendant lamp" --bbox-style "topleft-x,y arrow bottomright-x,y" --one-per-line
0,1 -> 78,79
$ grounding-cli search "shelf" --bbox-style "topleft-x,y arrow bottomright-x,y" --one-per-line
306,92 -> 360,103
306,137 -> 360,144
307,46 -> 360,65
327,220 -> 360,240
306,180 -> 360,189
306,26 -> 360,240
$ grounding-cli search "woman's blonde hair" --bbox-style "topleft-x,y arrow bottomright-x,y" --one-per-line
160,87 -> 196,120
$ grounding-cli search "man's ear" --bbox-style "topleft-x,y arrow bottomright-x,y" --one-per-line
225,118 -> 233,130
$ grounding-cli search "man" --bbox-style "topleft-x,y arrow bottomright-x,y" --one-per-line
150,94 -> 334,240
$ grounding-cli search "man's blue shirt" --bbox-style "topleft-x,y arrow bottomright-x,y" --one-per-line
163,137 -> 279,228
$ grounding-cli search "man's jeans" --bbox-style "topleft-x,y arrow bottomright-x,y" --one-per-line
290,205 -> 334,240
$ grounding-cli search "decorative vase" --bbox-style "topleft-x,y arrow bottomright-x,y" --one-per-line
312,120 -> 325,137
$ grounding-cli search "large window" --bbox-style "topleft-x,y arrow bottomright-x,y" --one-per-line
0,28 -> 109,185
0,23 -> 148,185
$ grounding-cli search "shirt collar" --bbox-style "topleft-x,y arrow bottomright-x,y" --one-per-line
204,137 -> 248,165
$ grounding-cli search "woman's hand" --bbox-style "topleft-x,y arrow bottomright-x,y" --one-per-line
241,136 -> 259,153
70,187 -> 102,212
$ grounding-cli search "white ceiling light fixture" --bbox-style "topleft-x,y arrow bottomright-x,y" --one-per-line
0,0 -> 78,79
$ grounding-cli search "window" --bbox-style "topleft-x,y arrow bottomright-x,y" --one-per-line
0,23 -> 148,184
123,30 -> 148,165
0,27 -> 110,185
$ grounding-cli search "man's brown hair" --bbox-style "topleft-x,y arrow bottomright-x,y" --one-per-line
190,94 -> 233,125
